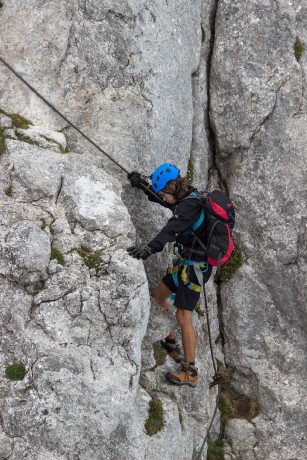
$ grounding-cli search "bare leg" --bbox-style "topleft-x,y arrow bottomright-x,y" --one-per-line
152,281 -> 177,339
176,309 -> 196,363
152,281 -> 173,309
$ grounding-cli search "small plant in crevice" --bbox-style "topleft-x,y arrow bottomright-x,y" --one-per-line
187,158 -> 194,183
144,399 -> 164,436
76,248 -> 106,273
201,25 -> 206,43
50,247 -> 65,266
220,246 -> 243,282
207,435 -> 225,460
294,36 -> 304,62
6,362 -> 27,381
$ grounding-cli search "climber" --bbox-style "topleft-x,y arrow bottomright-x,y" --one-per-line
127,163 -> 212,387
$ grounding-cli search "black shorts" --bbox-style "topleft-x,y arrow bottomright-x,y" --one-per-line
162,263 -> 212,311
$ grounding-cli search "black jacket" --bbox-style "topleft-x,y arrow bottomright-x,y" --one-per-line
144,186 -> 207,261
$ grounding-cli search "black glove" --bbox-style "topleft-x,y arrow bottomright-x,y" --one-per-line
127,245 -> 152,260
127,171 -> 148,189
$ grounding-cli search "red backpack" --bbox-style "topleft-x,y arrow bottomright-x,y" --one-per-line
186,190 -> 235,278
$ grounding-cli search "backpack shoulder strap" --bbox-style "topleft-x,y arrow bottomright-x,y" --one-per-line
181,191 -> 205,234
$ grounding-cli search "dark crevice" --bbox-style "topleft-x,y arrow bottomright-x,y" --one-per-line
206,0 -> 220,173
215,279 -> 226,353
205,0 -> 228,363
55,176 -> 64,205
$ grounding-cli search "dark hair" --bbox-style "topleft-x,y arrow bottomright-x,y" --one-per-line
163,178 -> 190,201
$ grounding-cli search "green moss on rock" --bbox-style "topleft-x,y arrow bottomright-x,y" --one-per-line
144,399 -> 164,436
294,36 -> 304,62
6,362 -> 27,381
220,246 -> 243,282
0,109 -> 32,129
51,247 -> 65,266
15,131 -> 40,146
218,392 -> 237,423
207,436 -> 225,460
76,248 -> 105,273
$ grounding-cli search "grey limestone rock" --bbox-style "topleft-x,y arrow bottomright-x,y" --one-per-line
0,126 -> 153,458
211,1 -> 307,459
1,0 -> 306,458
224,419 -> 257,460
0,113 -> 12,128
0,220 -> 51,284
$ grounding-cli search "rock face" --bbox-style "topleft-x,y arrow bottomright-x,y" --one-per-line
0,0 -> 307,460
211,1 -> 307,459
0,128 -> 153,458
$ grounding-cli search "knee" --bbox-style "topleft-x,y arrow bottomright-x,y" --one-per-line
151,287 -> 160,303
176,309 -> 192,329
151,287 -> 165,307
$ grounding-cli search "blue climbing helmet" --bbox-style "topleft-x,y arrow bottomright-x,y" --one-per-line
151,163 -> 180,193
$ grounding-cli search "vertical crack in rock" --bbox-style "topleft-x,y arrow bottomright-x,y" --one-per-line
248,77 -> 291,148
55,175 -> 64,204
206,0 -> 220,173
204,0 -> 229,355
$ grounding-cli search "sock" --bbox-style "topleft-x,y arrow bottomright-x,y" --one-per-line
165,337 -> 176,345
188,362 -> 198,376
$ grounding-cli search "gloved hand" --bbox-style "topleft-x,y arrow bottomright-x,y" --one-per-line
127,245 -> 152,260
127,171 -> 148,189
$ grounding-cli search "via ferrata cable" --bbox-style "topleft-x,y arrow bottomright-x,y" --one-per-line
0,55 -> 165,205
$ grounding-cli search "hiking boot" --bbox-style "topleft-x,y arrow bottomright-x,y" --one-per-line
160,340 -> 183,363
165,362 -> 198,387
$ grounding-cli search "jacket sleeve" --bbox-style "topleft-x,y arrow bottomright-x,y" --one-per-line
146,200 -> 201,254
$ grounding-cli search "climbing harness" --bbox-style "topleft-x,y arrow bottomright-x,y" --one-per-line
168,255 -> 208,293
0,55 -> 165,206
